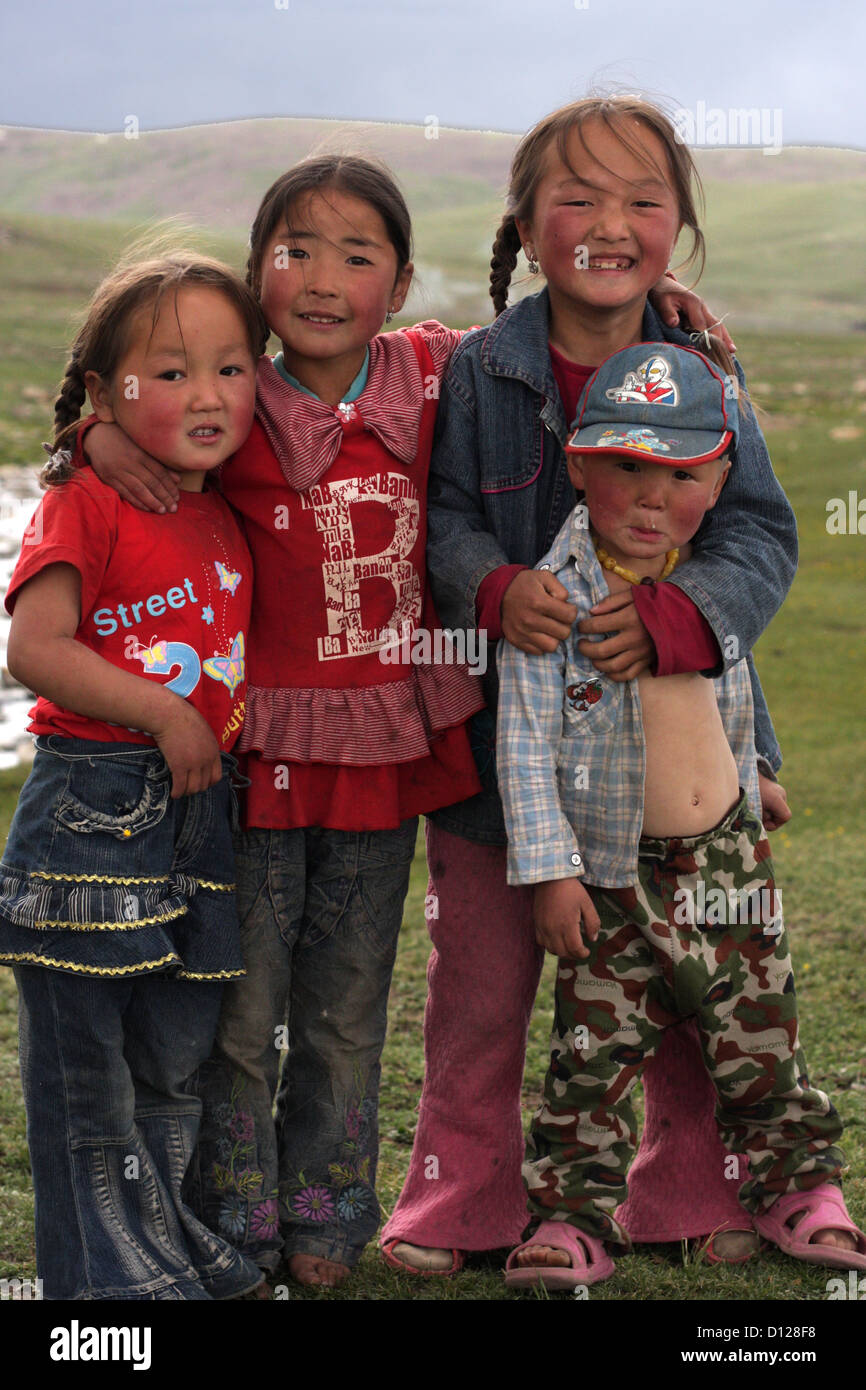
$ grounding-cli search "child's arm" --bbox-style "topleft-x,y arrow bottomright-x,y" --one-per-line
8,565 -> 222,798
649,274 -> 736,353
73,418 -> 180,513
657,360 -> 797,678
427,349 -> 578,652
495,632 -> 599,958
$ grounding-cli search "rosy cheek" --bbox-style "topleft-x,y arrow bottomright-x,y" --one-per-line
672,494 -> 711,536
128,395 -> 181,451
583,475 -> 633,527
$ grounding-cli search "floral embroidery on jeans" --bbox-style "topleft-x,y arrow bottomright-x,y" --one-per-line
290,1185 -> 336,1222
284,1084 -> 377,1229
208,1077 -> 279,1245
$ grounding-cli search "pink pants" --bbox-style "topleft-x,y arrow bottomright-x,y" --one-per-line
382,822 -> 750,1251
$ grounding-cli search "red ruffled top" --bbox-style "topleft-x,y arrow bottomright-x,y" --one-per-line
220,325 -> 485,830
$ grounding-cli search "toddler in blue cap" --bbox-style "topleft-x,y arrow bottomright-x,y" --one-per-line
497,342 -> 866,1290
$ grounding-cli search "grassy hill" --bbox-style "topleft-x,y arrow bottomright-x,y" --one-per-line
1,120 -> 865,345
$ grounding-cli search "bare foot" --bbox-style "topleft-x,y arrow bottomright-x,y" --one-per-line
287,1252 -> 350,1287
788,1213 -> 857,1252
707,1229 -> 760,1261
390,1242 -> 456,1273
515,1244 -> 572,1268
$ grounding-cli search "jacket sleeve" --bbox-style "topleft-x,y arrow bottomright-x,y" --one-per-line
496,636 -> 584,886
426,346 -> 511,633
746,651 -> 781,773
665,359 -> 798,675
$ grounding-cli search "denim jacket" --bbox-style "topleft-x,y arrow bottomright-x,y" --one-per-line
496,508 -> 762,887
426,289 -> 798,846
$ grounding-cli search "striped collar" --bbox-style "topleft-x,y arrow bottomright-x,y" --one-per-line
254,331 -> 426,492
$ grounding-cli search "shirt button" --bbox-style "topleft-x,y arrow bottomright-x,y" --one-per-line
539,563 -> 551,571
570,852 -> 582,866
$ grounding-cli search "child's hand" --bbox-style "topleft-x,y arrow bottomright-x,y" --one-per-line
86,422 -> 182,513
533,878 -> 600,959
501,570 -> 577,654
649,274 -> 737,354
151,700 -> 224,799
758,773 -> 791,831
577,591 -> 654,680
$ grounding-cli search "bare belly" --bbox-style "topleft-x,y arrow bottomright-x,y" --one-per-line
639,671 -> 741,837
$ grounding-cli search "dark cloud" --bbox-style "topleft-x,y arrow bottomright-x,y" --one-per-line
1,0 -> 861,147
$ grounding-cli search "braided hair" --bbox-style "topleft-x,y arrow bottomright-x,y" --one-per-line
489,216 -> 523,318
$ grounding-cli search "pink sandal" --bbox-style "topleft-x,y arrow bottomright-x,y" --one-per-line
505,1220 -> 615,1291
753,1185 -> 866,1270
380,1238 -> 465,1278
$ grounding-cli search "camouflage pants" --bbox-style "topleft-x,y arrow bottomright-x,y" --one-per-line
524,795 -> 845,1247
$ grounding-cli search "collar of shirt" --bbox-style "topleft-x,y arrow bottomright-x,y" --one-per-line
271,348 -> 370,402
254,332 -> 426,492
541,506 -> 610,607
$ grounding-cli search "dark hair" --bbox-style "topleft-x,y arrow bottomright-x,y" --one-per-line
246,155 -> 413,298
489,96 -> 742,388
46,250 -> 269,485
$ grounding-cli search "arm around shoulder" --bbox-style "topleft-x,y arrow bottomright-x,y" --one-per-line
667,360 -> 798,664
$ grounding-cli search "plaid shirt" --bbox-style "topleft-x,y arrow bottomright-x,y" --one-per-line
496,507 -> 762,888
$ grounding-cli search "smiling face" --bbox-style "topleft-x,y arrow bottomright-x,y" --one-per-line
568,450 -> 730,572
86,286 -> 257,490
258,187 -> 413,390
516,117 -> 682,326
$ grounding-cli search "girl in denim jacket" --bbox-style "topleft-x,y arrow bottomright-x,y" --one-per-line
383,96 -> 799,1277
0,251 -> 269,1299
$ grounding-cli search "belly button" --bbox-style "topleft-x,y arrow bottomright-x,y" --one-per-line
691,795 -> 700,806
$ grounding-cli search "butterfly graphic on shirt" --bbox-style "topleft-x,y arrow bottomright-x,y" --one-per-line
133,638 -> 202,697
203,631 -> 245,695
214,561 -> 242,594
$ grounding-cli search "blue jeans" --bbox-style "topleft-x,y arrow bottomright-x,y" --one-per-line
14,965 -> 263,1300
189,819 -> 418,1270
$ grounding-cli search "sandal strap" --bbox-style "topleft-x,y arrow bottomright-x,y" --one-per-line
766,1185 -> 864,1248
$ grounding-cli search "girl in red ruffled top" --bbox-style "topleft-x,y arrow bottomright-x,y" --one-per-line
81,157 -> 485,1288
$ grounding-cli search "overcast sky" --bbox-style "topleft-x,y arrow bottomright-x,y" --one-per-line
1,0 -> 861,148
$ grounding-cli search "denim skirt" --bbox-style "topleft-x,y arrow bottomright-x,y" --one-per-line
0,737 -> 246,980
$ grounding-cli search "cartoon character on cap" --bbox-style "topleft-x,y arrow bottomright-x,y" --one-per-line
606,354 -> 679,406
597,426 -> 674,454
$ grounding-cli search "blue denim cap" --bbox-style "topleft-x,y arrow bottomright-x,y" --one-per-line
567,343 -> 738,465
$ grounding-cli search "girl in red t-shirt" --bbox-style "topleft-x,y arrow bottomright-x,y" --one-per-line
82,156 -> 730,1290
0,251 -> 270,1299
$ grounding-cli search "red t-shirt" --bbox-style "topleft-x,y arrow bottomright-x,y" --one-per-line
5,468 -> 253,750
548,342 -> 595,430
